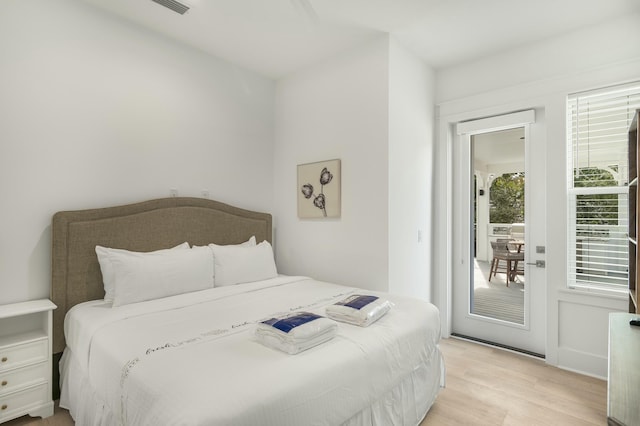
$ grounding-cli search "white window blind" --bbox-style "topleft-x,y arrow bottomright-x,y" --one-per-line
567,82 -> 640,293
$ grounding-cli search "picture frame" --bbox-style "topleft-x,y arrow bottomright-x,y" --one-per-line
297,159 -> 341,219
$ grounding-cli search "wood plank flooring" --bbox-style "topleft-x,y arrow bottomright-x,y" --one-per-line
6,337 -> 607,425
473,259 -> 525,324
421,337 -> 607,425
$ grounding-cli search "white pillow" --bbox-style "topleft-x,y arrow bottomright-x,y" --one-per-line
110,247 -> 214,307
195,236 -> 256,278
209,240 -> 277,287
96,242 -> 189,302
206,235 -> 256,249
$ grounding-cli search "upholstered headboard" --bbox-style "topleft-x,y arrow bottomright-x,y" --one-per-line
50,197 -> 272,354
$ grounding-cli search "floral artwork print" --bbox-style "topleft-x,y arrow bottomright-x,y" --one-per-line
301,167 -> 333,217
297,159 -> 341,218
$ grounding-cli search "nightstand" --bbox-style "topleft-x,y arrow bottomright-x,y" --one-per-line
0,299 -> 56,424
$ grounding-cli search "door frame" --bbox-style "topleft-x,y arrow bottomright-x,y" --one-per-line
438,109 -> 546,356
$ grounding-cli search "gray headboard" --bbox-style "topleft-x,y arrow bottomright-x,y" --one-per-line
51,197 -> 272,354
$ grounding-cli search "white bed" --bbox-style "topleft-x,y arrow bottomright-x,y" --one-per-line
51,198 -> 443,426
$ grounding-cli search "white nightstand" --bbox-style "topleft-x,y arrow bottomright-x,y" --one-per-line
0,299 -> 56,424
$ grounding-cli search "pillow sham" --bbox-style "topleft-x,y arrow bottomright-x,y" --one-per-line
194,235 -> 256,278
96,242 -> 189,303
109,246 -> 214,307
209,240 -> 277,287
205,235 -> 256,249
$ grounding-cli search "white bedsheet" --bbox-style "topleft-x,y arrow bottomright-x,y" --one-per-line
60,276 -> 442,426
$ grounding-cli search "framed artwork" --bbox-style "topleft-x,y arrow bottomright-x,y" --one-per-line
297,159 -> 341,218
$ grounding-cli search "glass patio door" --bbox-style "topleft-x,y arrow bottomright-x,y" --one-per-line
451,110 -> 546,356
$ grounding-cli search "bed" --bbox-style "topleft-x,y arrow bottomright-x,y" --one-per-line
51,197 -> 443,426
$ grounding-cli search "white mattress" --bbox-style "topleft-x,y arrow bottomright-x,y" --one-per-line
60,276 -> 443,426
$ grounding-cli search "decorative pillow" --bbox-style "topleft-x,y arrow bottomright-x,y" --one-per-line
96,242 -> 189,302
109,247 -> 214,307
209,240 -> 277,287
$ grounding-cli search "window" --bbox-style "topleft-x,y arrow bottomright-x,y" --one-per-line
567,81 -> 640,293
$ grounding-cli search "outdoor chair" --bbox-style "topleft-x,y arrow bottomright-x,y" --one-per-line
489,240 -> 525,286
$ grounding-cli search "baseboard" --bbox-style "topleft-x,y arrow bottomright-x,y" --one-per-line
557,346 -> 607,379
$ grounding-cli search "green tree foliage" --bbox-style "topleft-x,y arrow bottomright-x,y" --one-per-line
489,173 -> 524,224
573,167 -> 617,188
574,167 -> 618,227
487,167 -> 619,226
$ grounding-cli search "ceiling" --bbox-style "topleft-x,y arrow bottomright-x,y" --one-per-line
80,0 -> 639,78
474,128 -> 524,170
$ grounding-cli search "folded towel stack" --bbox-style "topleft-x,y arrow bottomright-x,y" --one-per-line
325,295 -> 392,327
255,312 -> 338,354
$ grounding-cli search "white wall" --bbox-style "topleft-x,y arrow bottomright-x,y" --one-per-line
388,38 -> 435,300
273,37 -> 391,291
436,14 -> 640,103
434,13 -> 640,377
273,36 -> 435,299
0,0 -> 275,304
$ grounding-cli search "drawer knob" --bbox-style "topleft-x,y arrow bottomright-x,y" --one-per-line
1,404 -> 6,410
0,357 -> 6,363
1,380 -> 6,386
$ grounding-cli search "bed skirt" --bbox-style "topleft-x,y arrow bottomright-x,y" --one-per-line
60,344 -> 444,426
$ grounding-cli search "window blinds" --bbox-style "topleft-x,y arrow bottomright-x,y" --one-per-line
567,82 -> 640,292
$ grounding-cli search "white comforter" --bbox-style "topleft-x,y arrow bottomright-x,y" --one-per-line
61,276 -> 441,426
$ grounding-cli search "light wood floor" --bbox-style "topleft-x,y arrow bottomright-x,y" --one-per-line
6,337 -> 606,426
421,337 -> 607,425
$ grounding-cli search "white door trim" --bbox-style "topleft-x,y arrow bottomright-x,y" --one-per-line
436,108 -> 545,355
456,109 -> 535,135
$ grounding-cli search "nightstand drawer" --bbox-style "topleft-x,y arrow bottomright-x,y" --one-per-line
0,383 -> 48,421
0,339 -> 48,372
0,362 -> 47,396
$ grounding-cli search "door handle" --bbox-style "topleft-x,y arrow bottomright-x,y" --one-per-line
526,260 -> 545,267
